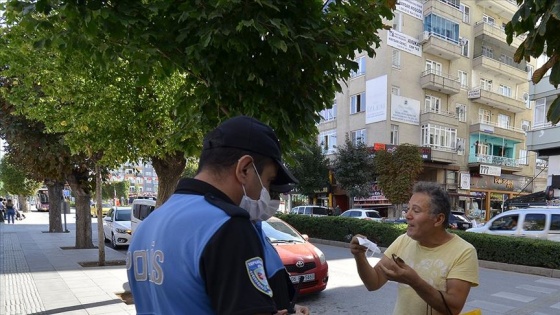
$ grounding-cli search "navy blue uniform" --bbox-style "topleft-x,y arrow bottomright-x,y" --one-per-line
127,178 -> 293,315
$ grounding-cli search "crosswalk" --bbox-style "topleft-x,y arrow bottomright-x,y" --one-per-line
465,277 -> 560,315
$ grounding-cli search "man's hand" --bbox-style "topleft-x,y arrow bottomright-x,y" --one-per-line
350,234 -> 369,256
378,255 -> 419,286
274,304 -> 309,315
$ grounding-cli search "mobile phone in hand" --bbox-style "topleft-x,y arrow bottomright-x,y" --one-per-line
392,254 -> 404,264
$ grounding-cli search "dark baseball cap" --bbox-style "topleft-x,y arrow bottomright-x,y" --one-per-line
203,116 -> 298,186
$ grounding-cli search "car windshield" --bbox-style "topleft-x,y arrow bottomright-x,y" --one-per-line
261,219 -> 305,244
115,209 -> 131,221
365,211 -> 381,218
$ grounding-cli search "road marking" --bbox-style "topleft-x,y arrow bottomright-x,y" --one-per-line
465,300 -> 516,313
516,284 -> 558,294
536,278 -> 560,287
492,291 -> 537,303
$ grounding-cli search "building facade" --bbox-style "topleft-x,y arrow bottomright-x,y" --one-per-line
317,0 -> 538,219
109,161 -> 159,197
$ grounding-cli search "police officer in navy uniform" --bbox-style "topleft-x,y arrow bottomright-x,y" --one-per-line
127,116 -> 309,315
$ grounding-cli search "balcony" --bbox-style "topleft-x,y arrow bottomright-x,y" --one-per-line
419,32 -> 462,60
473,54 -> 529,83
527,124 -> 560,154
420,70 -> 461,95
476,0 -> 518,20
429,147 -> 457,164
473,20 -> 525,48
469,121 -> 526,142
468,87 -> 526,113
423,0 -> 462,22
529,75 -> 559,99
468,154 -> 523,173
420,110 -> 458,128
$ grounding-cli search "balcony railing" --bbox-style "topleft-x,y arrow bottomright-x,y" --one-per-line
469,154 -> 519,167
470,120 -> 525,134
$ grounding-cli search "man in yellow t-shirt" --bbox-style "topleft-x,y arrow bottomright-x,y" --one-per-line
350,182 -> 479,315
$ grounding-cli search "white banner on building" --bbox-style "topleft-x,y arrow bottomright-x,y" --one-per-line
365,75 -> 388,124
396,0 -> 423,20
387,30 -> 422,57
391,95 -> 420,125
480,165 -> 501,177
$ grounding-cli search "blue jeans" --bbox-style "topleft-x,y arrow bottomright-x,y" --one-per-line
6,211 -> 15,224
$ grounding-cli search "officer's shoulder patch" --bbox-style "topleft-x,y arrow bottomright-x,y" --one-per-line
245,257 -> 273,297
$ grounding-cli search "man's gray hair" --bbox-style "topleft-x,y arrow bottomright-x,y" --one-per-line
412,181 -> 451,226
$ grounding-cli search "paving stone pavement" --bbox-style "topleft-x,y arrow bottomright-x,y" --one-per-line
0,211 -> 135,315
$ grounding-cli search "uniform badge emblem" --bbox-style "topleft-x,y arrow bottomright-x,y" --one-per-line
246,257 -> 273,297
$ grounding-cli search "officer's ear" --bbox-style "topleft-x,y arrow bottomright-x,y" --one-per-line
235,155 -> 254,184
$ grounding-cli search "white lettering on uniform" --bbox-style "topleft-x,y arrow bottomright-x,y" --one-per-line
130,249 -> 165,284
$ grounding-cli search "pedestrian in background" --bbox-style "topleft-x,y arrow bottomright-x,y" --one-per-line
334,205 -> 341,216
350,181 -> 479,315
127,116 -> 308,315
5,199 -> 17,224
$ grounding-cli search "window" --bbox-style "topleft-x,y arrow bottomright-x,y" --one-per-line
350,92 -> 366,114
456,104 -> 466,122
351,129 -> 366,146
460,4 -> 470,23
391,86 -> 400,95
350,56 -> 366,78
426,60 -> 442,75
534,98 -> 547,127
461,38 -> 469,57
392,50 -> 401,68
551,214 -> 560,231
392,12 -> 402,32
421,124 -> 457,150
483,14 -> 495,25
499,85 -> 512,97
522,120 -> 531,131
441,0 -> 460,9
482,46 -> 493,58
497,114 -> 510,128
319,130 -> 337,154
425,95 -> 441,113
500,54 -> 514,66
476,141 -> 489,155
480,78 -> 493,91
390,124 -> 399,145
522,213 -> 546,231
478,108 -> 491,123
458,70 -> 468,88
319,100 -> 337,122
424,14 -> 459,44
519,149 -> 528,165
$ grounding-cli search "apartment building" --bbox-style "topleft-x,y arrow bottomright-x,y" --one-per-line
317,0 -> 537,219
109,161 -> 159,197
526,59 -> 560,195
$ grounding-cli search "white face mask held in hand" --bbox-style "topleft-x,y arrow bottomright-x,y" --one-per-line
239,163 -> 275,221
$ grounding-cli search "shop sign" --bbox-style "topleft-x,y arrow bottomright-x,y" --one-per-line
468,89 -> 481,99
479,165 -> 501,177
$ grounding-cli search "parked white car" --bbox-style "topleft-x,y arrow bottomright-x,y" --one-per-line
466,207 -> 560,242
103,206 -> 132,248
339,209 -> 383,222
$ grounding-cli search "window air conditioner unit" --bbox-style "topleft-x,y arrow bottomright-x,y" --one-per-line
522,124 -> 530,131
419,31 -> 430,43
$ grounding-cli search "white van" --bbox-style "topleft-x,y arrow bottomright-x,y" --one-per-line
131,198 -> 157,235
466,207 -> 560,242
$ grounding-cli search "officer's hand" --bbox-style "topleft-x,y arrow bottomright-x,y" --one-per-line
293,304 -> 309,315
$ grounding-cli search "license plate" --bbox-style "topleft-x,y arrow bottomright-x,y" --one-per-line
290,273 -> 315,284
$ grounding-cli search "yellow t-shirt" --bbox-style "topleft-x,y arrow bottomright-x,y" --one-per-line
384,234 -> 479,315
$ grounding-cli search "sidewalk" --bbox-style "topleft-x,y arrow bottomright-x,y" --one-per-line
0,211 -> 134,315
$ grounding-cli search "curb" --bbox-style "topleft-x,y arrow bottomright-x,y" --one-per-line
309,238 -> 560,279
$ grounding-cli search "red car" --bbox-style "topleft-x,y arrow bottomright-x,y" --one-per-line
262,217 -> 329,295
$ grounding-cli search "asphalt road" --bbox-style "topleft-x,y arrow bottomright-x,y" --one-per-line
297,243 -> 560,315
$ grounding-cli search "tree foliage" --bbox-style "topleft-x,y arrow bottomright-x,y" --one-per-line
505,0 -> 560,124
0,156 -> 42,197
3,0 -> 396,149
331,137 -> 375,199
374,143 -> 424,215
288,143 -> 330,196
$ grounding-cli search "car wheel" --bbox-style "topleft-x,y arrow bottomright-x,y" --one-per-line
111,234 -> 120,249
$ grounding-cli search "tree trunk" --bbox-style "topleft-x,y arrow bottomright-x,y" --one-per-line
151,152 -> 186,207
17,195 -> 29,213
95,165 -> 106,266
46,181 -> 64,233
67,172 -> 94,249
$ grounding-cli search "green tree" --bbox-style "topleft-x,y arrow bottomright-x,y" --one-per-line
374,143 -> 423,218
331,136 -> 376,201
181,157 -> 200,179
288,143 -> 330,197
0,156 -> 43,212
4,0 -> 396,151
505,0 -> 560,124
